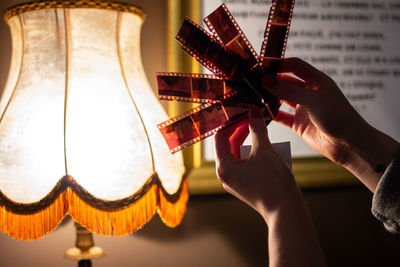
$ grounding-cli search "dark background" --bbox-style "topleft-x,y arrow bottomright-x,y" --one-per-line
1,186 -> 400,266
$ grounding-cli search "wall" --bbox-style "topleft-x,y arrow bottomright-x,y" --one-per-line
0,1 -> 400,267
1,188 -> 400,267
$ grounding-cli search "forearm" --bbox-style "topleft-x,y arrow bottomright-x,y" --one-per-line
262,187 -> 326,267
342,121 -> 400,192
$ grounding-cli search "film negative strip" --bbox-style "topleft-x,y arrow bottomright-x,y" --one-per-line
157,72 -> 237,104
176,17 -> 243,80
157,1 -> 295,154
260,0 -> 295,73
205,4 -> 258,62
176,18 -> 280,108
157,102 -> 249,153
204,3 -> 259,69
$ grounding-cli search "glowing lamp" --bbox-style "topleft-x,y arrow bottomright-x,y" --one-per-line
0,0 -> 187,243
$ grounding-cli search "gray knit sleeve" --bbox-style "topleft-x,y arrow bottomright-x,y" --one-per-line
371,148 -> 400,234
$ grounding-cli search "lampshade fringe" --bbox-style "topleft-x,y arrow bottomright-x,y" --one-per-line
0,179 -> 188,240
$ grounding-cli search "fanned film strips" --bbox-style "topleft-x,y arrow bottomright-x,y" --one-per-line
157,1 -> 295,154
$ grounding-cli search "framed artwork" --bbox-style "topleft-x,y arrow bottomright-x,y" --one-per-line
165,0 -> 400,194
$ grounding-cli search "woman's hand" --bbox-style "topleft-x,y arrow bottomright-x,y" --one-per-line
264,57 -> 366,165
214,106 -> 299,218
264,57 -> 400,191
214,106 -> 326,267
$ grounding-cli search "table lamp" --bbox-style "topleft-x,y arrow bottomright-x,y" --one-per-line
0,0 -> 187,260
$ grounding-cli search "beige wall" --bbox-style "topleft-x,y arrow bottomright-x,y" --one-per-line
1,1 -> 400,267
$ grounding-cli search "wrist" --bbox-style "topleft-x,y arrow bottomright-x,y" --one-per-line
263,186 -> 327,267
341,122 -> 400,192
260,182 -> 305,226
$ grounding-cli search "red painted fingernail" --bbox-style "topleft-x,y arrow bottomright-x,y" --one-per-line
250,106 -> 263,118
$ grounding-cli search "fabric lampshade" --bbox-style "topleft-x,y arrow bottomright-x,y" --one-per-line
0,0 -> 187,240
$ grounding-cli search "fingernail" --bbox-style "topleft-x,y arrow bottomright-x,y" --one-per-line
250,106 -> 263,119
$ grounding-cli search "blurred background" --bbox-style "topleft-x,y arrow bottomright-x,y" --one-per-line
0,1 -> 399,266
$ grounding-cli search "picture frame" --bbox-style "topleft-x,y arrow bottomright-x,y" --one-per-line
166,0 -> 358,194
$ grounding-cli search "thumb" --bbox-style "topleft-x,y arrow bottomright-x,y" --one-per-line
249,106 -> 272,153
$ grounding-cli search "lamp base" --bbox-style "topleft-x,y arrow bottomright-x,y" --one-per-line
64,222 -> 105,261
64,246 -> 105,261
78,260 -> 93,267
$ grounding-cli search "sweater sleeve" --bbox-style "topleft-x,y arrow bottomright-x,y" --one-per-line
371,147 -> 400,234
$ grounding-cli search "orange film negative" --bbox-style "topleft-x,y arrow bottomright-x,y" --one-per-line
157,102 -> 249,153
175,17 -> 279,108
204,3 -> 259,69
157,72 -> 237,104
157,1 -> 295,153
260,0 -> 295,72
176,17 -> 241,80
